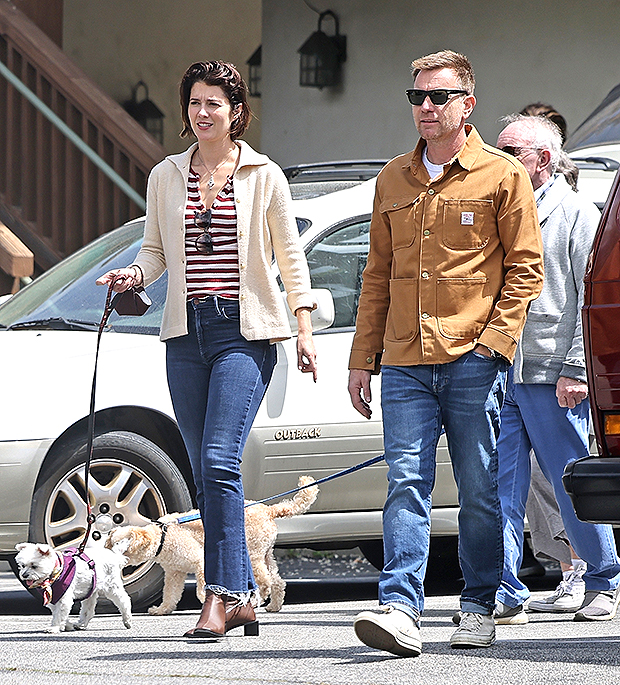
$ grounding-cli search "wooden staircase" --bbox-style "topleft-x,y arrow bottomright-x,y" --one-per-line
0,0 -> 166,279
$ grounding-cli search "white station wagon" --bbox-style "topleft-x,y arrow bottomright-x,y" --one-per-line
0,158 -> 613,607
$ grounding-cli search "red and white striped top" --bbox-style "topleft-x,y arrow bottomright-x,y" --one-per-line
185,167 -> 239,300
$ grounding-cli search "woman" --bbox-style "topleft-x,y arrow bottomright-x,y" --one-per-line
97,61 -> 317,638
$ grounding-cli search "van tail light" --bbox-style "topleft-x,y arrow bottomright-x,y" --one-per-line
604,414 -> 620,436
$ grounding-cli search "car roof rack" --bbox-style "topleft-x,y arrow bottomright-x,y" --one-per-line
571,156 -> 620,171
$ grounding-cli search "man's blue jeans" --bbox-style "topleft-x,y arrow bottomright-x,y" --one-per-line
380,352 -> 507,622
166,297 -> 276,599
497,374 -> 620,608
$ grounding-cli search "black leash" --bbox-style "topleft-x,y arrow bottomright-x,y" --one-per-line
79,280 -> 121,552
174,453 -> 386,524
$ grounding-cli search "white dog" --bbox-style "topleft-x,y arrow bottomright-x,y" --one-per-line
14,542 -> 132,633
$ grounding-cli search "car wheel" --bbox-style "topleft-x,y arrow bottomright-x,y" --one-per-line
27,430 -> 193,611
360,536 -> 462,580
359,540 -> 384,571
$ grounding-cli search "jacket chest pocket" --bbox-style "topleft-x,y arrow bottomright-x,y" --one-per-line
380,197 -> 419,250
442,199 -> 494,250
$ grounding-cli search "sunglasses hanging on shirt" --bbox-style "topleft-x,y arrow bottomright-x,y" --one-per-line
194,209 -> 214,254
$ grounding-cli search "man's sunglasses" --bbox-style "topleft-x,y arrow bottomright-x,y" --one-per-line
405,88 -> 468,106
500,146 -> 541,158
194,210 -> 213,254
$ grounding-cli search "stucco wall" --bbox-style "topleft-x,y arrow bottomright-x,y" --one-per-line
62,0 -> 262,153
261,0 -> 620,166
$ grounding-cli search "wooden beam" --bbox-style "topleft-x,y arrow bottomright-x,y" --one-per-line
0,219 -> 34,280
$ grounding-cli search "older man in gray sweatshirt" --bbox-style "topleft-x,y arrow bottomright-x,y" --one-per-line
492,115 -> 620,624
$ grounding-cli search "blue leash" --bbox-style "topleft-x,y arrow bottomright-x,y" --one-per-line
174,453 -> 386,524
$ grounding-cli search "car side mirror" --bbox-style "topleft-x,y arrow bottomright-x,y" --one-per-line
282,288 -> 335,334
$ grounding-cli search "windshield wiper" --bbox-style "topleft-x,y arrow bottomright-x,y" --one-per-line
7,317 -> 100,331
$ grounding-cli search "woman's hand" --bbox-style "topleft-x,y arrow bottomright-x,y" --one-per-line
96,266 -> 143,292
295,308 -> 317,382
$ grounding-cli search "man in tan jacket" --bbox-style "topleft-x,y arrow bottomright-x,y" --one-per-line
348,50 -> 544,656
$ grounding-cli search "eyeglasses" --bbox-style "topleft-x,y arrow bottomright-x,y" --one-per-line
405,88 -> 468,106
500,145 -> 541,158
194,210 -> 213,254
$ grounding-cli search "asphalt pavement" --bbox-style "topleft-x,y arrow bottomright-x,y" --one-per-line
1,559 -> 619,685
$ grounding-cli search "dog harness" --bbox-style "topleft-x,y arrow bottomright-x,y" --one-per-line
154,522 -> 169,557
28,548 -> 97,606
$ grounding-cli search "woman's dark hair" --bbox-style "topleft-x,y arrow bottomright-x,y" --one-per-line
179,61 -> 252,140
520,102 -> 568,144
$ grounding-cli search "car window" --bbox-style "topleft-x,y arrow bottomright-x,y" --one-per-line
566,83 -> 620,151
0,221 -> 166,335
305,219 -> 370,329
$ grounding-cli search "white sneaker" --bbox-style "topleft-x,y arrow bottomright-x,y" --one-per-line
574,586 -> 620,621
454,603 -> 529,625
450,612 -> 496,649
528,567 -> 586,613
354,605 -> 422,657
493,601 -> 528,624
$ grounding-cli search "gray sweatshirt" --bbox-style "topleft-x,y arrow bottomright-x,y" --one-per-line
512,173 -> 600,385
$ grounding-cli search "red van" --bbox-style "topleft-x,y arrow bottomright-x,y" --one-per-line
563,168 -> 620,522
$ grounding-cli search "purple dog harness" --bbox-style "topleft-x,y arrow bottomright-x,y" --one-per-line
28,548 -> 97,606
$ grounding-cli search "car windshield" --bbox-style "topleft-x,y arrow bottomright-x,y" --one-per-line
566,82 -> 620,151
0,215 -> 312,335
0,220 -> 167,335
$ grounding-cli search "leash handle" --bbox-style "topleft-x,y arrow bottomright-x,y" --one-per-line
79,279 -> 121,552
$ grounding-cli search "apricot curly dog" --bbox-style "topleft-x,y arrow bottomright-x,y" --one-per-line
105,476 -> 319,614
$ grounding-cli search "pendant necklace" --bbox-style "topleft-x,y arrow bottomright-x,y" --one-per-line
197,147 -> 235,189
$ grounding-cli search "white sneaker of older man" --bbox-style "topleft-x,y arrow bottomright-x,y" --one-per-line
574,586 -> 620,621
528,567 -> 586,613
354,605 -> 422,657
450,611 -> 496,649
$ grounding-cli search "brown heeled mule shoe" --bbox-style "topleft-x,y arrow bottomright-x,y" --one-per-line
184,592 -> 259,638
184,591 -> 226,638
224,596 -> 259,636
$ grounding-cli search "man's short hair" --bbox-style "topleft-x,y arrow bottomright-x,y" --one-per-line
502,114 -> 563,174
410,50 -> 475,94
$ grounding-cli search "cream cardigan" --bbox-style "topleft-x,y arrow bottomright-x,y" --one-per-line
133,141 -> 315,342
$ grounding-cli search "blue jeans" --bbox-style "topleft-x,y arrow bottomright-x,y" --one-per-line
380,351 -> 507,621
497,373 -> 620,608
166,297 -> 276,598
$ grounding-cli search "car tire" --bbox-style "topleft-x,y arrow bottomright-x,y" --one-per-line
358,540 -> 384,571
360,536 -> 462,581
26,430 -> 193,611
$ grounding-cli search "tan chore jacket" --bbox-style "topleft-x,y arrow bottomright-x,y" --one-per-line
134,141 -> 315,343
349,125 -> 544,371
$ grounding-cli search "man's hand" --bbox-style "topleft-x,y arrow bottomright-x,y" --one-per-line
473,343 -> 493,358
556,376 -> 588,409
348,369 -> 372,419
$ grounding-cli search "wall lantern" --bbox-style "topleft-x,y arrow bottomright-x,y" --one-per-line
123,81 -> 165,144
246,45 -> 262,97
298,10 -> 347,89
